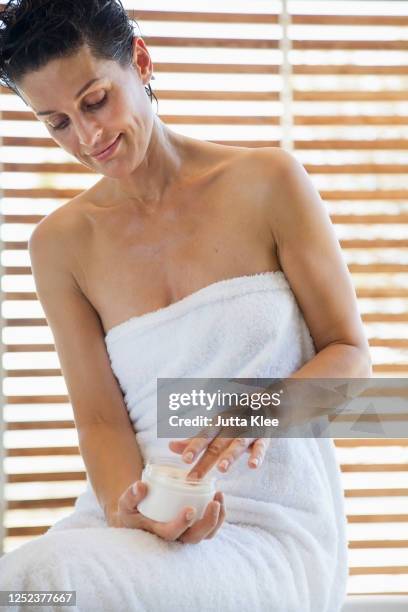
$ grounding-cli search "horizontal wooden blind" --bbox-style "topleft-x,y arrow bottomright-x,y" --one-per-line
1,0 -> 407,598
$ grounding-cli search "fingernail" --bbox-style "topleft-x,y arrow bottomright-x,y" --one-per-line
186,509 -> 196,521
218,459 -> 229,471
183,451 -> 194,463
132,483 -> 139,495
250,457 -> 259,467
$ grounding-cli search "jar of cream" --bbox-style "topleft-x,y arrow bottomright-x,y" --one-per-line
137,457 -> 217,523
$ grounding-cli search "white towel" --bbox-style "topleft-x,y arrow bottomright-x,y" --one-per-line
0,271 -> 348,612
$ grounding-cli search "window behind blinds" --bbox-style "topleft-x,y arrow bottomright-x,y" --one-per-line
0,0 -> 407,597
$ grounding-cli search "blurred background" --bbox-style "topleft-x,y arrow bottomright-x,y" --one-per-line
0,0 -> 407,599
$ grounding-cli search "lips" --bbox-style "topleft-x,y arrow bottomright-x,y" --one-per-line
90,134 -> 121,160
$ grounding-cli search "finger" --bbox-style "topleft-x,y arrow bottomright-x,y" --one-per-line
186,436 -> 232,480
117,482 -> 198,538
215,437 -> 252,474
178,499 -> 221,544
116,481 -> 150,529
248,438 -> 270,468
169,440 -> 187,453
118,480 -> 148,514
168,439 -> 190,454
149,506 -> 198,541
177,430 -> 218,466
204,491 -> 226,540
176,420 -> 225,466
170,434 -> 230,480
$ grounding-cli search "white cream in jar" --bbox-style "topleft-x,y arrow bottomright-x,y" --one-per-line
137,457 -> 217,523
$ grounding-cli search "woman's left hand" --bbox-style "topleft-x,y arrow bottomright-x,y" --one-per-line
169,434 -> 270,479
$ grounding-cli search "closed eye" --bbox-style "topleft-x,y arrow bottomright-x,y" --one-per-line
50,94 -> 108,131
84,93 -> 107,112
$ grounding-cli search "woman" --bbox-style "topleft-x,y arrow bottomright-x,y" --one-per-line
0,1 -> 371,610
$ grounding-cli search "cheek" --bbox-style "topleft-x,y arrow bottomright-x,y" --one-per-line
50,132 -> 87,164
104,89 -> 127,120
118,89 -> 147,126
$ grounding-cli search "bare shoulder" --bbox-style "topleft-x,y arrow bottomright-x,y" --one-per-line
219,146 -> 304,231
224,145 -> 298,195
28,190 -> 95,302
29,203 -> 74,267
238,146 -> 319,229
29,189 -> 85,240
28,182 -> 99,254
246,146 -> 304,195
233,145 -> 295,171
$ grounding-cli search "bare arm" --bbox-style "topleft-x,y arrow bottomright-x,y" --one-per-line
28,215 -> 142,525
78,426 -> 143,525
266,147 -> 372,378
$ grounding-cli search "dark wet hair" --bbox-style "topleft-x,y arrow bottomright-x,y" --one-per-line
0,0 -> 157,106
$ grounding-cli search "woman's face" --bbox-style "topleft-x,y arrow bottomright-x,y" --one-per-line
17,38 -> 154,178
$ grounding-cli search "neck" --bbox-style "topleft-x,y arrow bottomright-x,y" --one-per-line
112,116 -> 189,211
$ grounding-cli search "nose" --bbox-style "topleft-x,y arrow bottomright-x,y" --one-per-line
73,115 -> 103,152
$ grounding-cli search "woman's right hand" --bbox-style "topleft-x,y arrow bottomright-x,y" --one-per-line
109,480 -> 225,544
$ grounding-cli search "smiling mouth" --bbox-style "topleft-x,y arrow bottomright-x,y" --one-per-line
91,134 -> 122,160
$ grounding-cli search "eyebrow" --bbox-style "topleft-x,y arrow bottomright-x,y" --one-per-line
36,78 -> 102,116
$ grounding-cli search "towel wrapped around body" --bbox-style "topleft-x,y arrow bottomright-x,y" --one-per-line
0,271 -> 348,612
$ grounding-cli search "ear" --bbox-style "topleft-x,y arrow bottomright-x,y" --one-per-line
131,36 -> 154,85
